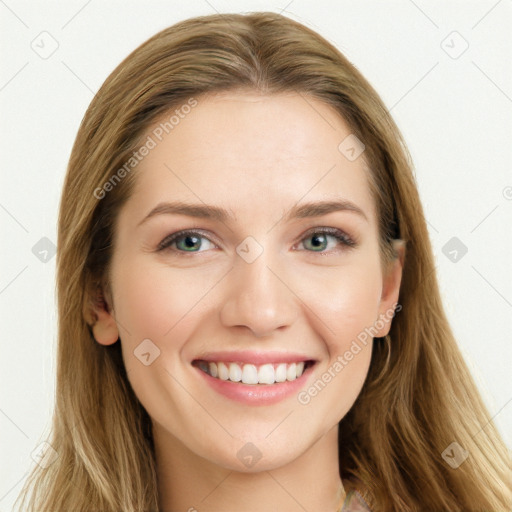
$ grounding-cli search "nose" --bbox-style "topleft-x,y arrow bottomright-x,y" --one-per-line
219,244 -> 298,338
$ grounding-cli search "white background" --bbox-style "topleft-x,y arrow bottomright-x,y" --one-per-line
1,1 -> 511,509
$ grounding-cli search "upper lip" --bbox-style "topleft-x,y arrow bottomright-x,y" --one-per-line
193,350 -> 316,365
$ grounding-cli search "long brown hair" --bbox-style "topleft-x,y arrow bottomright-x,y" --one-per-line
15,12 -> 511,511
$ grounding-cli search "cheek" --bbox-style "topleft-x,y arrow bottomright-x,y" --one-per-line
296,255 -> 383,353
293,263 -> 379,418
110,258 -> 211,384
112,257 -> 209,341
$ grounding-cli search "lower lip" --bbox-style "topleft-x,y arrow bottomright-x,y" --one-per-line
193,363 -> 315,406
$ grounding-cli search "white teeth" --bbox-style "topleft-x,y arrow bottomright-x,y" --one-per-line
218,362 -> 229,381
286,363 -> 296,381
241,364 -> 258,384
258,364 -> 275,384
275,363 -> 287,383
198,360 -> 310,385
229,362 -> 242,382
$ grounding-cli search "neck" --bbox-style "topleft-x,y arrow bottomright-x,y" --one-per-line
154,423 -> 345,512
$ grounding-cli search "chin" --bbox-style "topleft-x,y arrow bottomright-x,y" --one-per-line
197,436 -> 307,473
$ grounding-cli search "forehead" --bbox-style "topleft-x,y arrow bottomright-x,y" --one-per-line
123,91 -> 376,227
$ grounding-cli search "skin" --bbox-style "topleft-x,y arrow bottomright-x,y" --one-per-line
91,90 -> 404,512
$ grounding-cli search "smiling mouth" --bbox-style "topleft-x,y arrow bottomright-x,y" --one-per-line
192,360 -> 315,385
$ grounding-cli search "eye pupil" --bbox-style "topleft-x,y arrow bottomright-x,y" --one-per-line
308,234 -> 327,251
180,235 -> 201,250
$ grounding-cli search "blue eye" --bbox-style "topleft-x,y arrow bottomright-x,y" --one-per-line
157,227 -> 356,255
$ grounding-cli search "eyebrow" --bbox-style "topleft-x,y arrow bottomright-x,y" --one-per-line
137,198 -> 368,227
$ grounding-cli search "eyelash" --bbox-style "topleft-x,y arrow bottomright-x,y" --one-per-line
156,227 -> 356,256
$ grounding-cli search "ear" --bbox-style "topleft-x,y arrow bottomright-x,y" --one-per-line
87,284 -> 119,346
374,240 -> 406,337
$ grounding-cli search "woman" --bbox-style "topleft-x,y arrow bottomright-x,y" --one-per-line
15,11 -> 511,512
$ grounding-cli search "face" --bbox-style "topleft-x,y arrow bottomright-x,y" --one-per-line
92,90 -> 403,472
